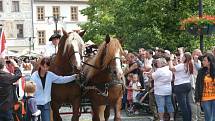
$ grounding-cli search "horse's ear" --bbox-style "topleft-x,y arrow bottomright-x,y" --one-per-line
79,30 -> 86,37
105,34 -> 110,44
117,36 -> 124,45
62,28 -> 68,38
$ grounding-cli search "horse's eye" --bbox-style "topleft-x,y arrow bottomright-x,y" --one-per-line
113,71 -> 117,75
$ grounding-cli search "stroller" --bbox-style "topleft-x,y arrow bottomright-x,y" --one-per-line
125,88 -> 152,116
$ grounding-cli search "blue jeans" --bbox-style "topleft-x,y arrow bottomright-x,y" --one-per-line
154,94 -> 174,113
201,100 -> 215,121
174,83 -> 192,121
189,88 -> 202,121
0,108 -> 14,121
37,102 -> 51,121
122,90 -> 127,110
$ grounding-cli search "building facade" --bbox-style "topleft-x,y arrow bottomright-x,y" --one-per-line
0,0 -> 33,53
0,0 -> 88,55
33,0 -> 88,54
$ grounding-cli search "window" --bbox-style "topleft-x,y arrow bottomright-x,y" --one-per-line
53,6 -> 60,18
12,1 -> 19,12
37,6 -> 45,21
37,31 -> 46,45
16,24 -> 23,38
71,6 -> 78,21
0,1 -> 3,12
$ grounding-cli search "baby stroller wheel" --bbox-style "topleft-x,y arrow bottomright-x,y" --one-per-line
125,105 -> 135,117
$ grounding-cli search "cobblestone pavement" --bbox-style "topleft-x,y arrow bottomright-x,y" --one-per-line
60,107 -> 204,121
60,107 -> 153,121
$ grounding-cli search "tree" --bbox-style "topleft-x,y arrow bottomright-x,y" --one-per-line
80,0 -> 215,52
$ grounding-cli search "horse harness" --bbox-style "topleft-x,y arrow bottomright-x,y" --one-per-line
67,51 -> 82,74
65,50 -> 126,98
80,57 -> 126,98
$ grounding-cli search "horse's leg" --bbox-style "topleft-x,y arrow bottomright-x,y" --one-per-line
99,105 -> 106,121
114,98 -> 122,121
104,105 -> 110,121
50,108 -> 53,121
92,105 -> 106,121
92,105 -> 100,121
51,101 -> 62,121
71,98 -> 81,121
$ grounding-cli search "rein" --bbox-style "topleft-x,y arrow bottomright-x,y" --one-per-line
67,51 -> 81,72
81,61 -> 100,70
80,56 -> 126,97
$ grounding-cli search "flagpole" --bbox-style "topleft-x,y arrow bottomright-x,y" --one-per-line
0,24 -> 6,57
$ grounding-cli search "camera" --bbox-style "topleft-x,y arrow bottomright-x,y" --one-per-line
6,60 -> 11,64
152,59 -> 158,68
136,59 -> 144,68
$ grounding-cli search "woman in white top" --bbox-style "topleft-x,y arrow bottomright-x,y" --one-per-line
169,52 -> 193,121
151,58 -> 174,121
31,58 -> 79,121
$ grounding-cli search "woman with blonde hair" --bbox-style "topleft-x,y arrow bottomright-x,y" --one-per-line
149,58 -> 174,121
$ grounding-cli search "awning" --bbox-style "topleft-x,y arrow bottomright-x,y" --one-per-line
85,40 -> 95,46
5,50 -> 18,57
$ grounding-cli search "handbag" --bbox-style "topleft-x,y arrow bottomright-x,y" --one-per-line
189,74 -> 196,89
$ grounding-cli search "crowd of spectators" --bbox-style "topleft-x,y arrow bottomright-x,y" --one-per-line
121,46 -> 215,121
0,45 -> 215,121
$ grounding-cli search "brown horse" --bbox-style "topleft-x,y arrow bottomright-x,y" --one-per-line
82,35 -> 125,121
49,29 -> 85,121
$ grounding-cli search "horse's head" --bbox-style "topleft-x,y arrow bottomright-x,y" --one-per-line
83,35 -> 125,83
60,29 -> 85,71
100,35 -> 124,81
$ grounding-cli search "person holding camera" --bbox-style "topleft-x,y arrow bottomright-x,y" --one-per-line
124,53 -> 140,75
0,58 -> 22,121
148,58 -> 174,121
169,52 -> 193,121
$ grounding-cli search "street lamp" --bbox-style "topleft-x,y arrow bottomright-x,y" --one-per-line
46,16 -> 66,34
28,37 -> 35,54
198,0 -> 204,52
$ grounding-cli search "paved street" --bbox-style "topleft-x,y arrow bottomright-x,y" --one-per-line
60,106 -> 205,121
60,107 -> 153,121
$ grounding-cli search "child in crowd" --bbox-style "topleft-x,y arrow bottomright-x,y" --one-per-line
131,74 -> 142,103
127,73 -> 142,113
126,73 -> 134,109
24,81 -> 41,121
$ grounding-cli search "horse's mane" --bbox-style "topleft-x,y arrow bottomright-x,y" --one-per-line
84,38 -> 123,80
61,32 -> 84,55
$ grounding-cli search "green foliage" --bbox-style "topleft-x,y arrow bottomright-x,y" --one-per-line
80,0 -> 215,52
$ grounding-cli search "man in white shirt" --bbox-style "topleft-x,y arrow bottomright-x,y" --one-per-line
43,33 -> 61,57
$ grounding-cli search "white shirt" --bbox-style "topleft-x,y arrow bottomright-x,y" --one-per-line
31,71 -> 76,105
152,66 -> 173,95
174,63 -> 191,85
129,81 -> 141,102
43,43 -> 58,57
190,59 -> 201,89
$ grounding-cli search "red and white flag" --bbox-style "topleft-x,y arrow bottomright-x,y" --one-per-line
0,28 -> 6,56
